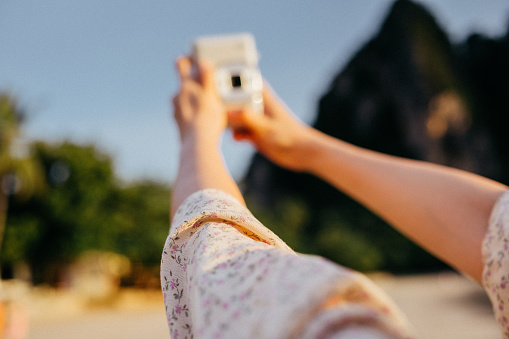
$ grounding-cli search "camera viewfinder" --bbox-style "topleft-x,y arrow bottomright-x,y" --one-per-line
231,75 -> 242,88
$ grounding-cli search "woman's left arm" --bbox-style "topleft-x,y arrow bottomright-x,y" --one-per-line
171,57 -> 244,218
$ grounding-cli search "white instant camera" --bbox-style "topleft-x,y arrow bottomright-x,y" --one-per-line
192,33 -> 264,114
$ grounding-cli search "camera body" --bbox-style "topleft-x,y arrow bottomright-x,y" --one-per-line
192,33 -> 263,114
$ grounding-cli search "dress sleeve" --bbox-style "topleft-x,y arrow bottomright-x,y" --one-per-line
161,189 -> 415,339
169,188 -> 293,251
482,190 -> 509,338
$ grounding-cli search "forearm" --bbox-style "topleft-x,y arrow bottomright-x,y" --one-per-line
171,136 -> 245,218
301,129 -> 507,282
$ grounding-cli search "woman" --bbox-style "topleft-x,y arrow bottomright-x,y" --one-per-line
162,56 -> 508,338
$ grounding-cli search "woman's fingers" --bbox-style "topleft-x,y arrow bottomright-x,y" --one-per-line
229,110 -> 256,131
232,128 -> 251,141
176,57 -> 193,81
176,56 -> 216,92
196,59 -> 216,90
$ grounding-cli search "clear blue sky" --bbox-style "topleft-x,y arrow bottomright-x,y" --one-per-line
1,0 -> 508,183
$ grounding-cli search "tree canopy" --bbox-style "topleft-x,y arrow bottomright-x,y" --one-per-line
3,136 -> 170,285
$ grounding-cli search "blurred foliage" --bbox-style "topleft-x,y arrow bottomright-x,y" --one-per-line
3,139 -> 170,285
249,193 -> 446,274
0,94 -> 46,279
0,95 -> 45,199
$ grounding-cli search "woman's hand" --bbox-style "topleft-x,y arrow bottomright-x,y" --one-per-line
228,84 -> 315,172
172,57 -> 227,144
170,57 -> 246,215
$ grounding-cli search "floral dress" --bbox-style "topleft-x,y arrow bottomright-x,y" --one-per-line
483,189 -> 509,338
160,189 -> 415,338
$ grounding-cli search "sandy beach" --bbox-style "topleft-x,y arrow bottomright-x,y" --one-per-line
371,272 -> 500,338
12,271 -> 500,338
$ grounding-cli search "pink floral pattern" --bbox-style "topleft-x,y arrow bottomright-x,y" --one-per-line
161,189 -> 415,338
483,190 -> 509,338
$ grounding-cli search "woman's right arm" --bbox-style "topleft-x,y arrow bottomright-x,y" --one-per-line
229,86 -> 507,283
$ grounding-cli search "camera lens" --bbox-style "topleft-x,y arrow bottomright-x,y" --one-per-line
231,75 -> 242,88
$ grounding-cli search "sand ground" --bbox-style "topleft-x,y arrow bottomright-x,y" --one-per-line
371,272 -> 500,338
9,271 -> 501,338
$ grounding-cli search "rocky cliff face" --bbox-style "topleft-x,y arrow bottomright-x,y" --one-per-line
245,0 -> 509,204
242,0 -> 509,272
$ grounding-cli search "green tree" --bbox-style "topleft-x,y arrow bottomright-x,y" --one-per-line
109,180 -> 170,286
4,140 -> 170,285
0,94 -> 45,277
110,181 -> 170,264
21,141 -> 118,284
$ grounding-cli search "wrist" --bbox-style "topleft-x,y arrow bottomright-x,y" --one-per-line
294,127 -> 333,174
180,129 -> 222,148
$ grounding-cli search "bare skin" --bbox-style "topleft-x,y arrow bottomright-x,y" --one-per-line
171,57 -> 244,218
